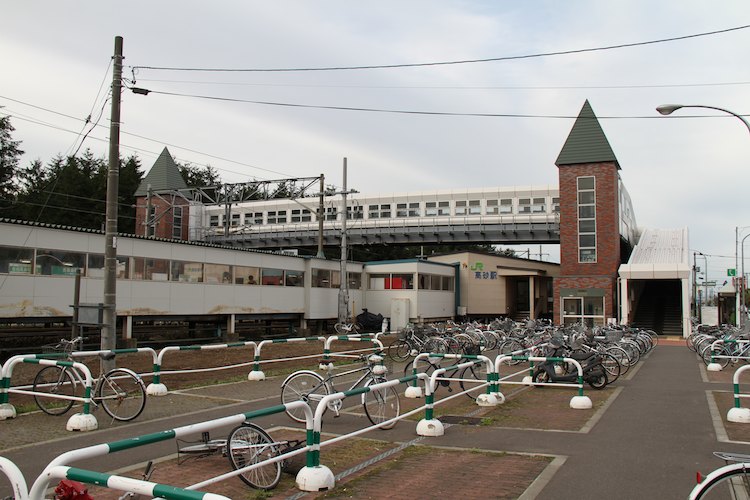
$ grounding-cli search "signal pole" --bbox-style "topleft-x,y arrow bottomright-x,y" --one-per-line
102,36 -> 123,369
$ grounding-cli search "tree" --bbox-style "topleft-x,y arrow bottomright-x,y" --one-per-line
178,162 -> 221,189
0,112 -> 24,209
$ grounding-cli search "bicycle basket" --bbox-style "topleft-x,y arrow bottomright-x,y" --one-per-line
41,341 -> 74,357
397,329 -> 408,340
605,330 -> 623,342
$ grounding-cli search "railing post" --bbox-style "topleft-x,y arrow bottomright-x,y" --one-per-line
728,365 -> 750,422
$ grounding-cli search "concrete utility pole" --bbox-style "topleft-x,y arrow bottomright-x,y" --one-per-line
317,174 -> 325,258
102,35 -> 123,369
338,159 -> 349,323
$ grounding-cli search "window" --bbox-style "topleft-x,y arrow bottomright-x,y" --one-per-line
331,270 -> 341,288
261,268 -> 284,286
0,246 -> 35,275
244,212 -> 263,225
231,213 -> 240,227
396,203 -> 408,217
346,206 -> 363,220
133,258 -> 169,281
368,273 -> 389,290
312,268 -> 331,287
468,200 -> 481,215
486,199 -> 498,215
285,270 -> 304,287
532,197 -> 546,213
518,198 -> 531,214
419,273 -> 451,291
35,250 -> 85,276
408,202 -> 420,217
147,207 -> 156,237
235,265 -> 260,285
325,207 -> 337,221
437,201 -> 449,215
552,197 -> 560,213
170,261 -> 204,283
173,206 -> 183,239
577,176 -> 597,263
425,202 -> 438,217
455,200 -> 467,216
205,263 -> 233,284
441,276 -> 454,291
347,272 -> 362,290
418,273 -> 430,289
209,215 -> 220,227
267,211 -> 288,224
367,272 -> 413,290
291,209 -> 312,223
500,199 -> 513,214
368,204 -> 380,219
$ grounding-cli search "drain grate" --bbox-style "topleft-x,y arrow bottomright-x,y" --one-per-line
439,415 -> 484,426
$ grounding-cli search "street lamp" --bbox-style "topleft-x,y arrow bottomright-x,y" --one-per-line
656,103 -> 750,327
742,232 -> 750,328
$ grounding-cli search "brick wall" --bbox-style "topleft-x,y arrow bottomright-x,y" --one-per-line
134,195 -> 190,240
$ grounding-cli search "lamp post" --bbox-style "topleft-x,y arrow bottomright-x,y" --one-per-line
656,104 -> 750,327
742,232 -> 750,328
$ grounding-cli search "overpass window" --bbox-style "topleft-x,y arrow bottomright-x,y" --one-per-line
88,254 -> 129,279
133,257 -> 169,281
331,270 -> 341,287
348,272 -> 362,289
500,199 -> 513,214
577,176 -> 597,263
261,268 -> 284,286
0,246 -> 34,275
285,270 -> 304,287
170,260 -> 204,283
486,199 -> 498,215
236,265 -> 260,285
455,201 -> 467,216
205,263 -> 233,284
518,198 -> 531,214
312,268 -> 331,287
35,250 -> 85,276
469,200 -> 481,215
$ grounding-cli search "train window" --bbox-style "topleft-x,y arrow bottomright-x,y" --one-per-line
291,209 -> 312,223
368,205 -> 380,219
396,203 -> 408,217
425,202 -> 437,217
35,249 -> 85,277
552,197 -> 560,213
408,203 -> 420,217
235,265 -> 260,285
209,215 -> 220,227
285,270 -> 304,287
170,261 -> 204,283
455,201 -> 467,216
325,207 -> 338,221
0,246 -> 34,274
261,268 -> 284,286
346,206 -> 363,219
312,268 -> 331,287
231,213 -> 240,226
486,200 -> 499,215
499,199 -> 513,214
88,254 -> 130,279
518,198 -> 531,214
532,198 -> 546,213
205,263 -> 233,284
468,200 -> 481,215
267,211 -> 279,224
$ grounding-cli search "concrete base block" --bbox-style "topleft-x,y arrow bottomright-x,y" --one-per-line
490,392 -> 506,404
247,371 -> 266,381
66,413 -> 98,432
404,385 -> 423,399
296,465 -> 335,492
416,418 -> 444,437
569,395 -> 593,410
727,407 -> 750,423
0,403 -> 17,420
522,375 -> 534,385
147,383 -> 168,396
707,363 -> 723,372
476,393 -> 500,407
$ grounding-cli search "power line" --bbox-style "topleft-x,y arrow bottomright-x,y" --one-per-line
130,24 -> 750,73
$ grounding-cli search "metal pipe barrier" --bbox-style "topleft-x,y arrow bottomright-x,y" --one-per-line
727,364 -> 750,423
0,356 -> 97,430
149,341 -> 257,395
705,338 -> 750,372
27,401 -> 313,499
0,456 -> 28,500
493,355 -> 592,410
248,337 -> 324,381
404,352 -> 498,405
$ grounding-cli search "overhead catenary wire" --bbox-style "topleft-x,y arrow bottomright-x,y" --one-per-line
129,23 -> 750,73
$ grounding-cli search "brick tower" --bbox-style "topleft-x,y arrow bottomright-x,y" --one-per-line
134,147 -> 190,239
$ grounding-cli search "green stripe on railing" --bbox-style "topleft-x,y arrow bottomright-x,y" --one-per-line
83,386 -> 92,414
577,375 -> 584,396
272,339 -> 288,343
108,430 -> 177,453
735,383 -> 742,408
227,342 -> 246,347
305,336 -> 323,341
66,467 -> 111,486
180,346 -> 201,351
152,484 -> 209,500
343,387 -> 369,398
398,374 -> 417,384
243,404 -> 287,420
113,348 -> 140,354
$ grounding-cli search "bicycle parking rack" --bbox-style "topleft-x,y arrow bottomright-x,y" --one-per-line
248,336 -> 325,381
149,341 -> 258,395
0,356 -> 98,430
705,338 -> 750,372
727,364 -> 750,423
494,355 -> 593,410
321,335 -> 385,371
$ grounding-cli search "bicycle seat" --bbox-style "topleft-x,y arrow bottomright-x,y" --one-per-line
714,451 -> 750,463
99,351 -> 117,361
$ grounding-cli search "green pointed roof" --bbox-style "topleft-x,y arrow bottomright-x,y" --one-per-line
134,147 -> 188,196
555,100 -> 620,169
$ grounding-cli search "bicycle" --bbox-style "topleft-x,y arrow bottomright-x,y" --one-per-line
690,451 -> 750,499
32,337 -> 147,422
280,353 -> 400,429
333,321 -> 361,335
387,325 -> 450,362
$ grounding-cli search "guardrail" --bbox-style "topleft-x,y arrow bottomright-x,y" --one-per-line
705,338 -> 750,372
0,356 -> 97,430
727,364 -> 750,423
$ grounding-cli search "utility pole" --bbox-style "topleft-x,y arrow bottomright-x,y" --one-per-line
317,174 -> 325,258
102,35 -> 123,369
338,159 -> 349,323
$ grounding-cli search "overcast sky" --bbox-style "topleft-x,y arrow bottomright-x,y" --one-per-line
1,1 -> 749,282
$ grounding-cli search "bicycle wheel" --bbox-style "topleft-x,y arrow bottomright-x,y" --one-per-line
605,346 -> 630,375
690,462 -> 750,499
33,365 -> 76,416
598,353 -> 621,384
459,363 -> 487,399
362,378 -> 400,430
98,368 -> 146,422
227,423 -> 281,490
387,339 -> 412,362
281,371 -> 329,423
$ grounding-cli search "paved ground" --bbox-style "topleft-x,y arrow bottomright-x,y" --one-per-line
2,339 -> 749,499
